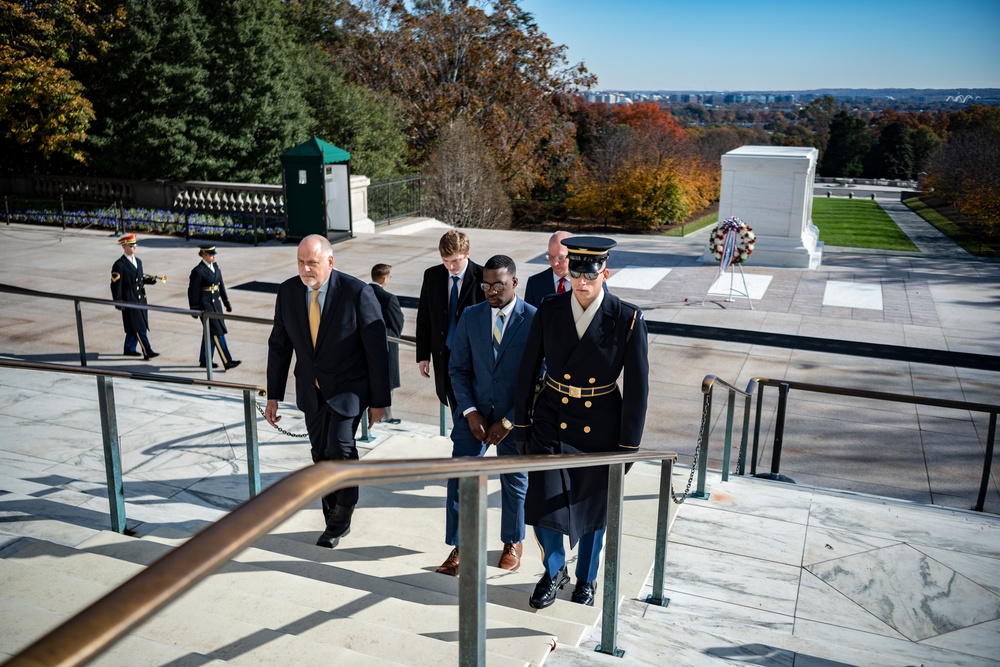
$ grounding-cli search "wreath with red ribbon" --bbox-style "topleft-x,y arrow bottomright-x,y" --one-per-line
709,216 -> 756,266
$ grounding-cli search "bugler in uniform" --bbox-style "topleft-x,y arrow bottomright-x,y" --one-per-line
187,245 -> 240,370
110,234 -> 160,360
514,236 -> 649,609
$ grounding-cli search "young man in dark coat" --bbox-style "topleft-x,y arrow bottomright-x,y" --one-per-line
187,245 -> 240,370
110,234 -> 160,360
265,235 -> 391,549
415,230 -> 486,410
514,236 -> 649,609
370,263 -> 404,424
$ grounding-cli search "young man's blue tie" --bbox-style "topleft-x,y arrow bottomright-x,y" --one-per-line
446,275 -> 459,348
493,311 -> 505,359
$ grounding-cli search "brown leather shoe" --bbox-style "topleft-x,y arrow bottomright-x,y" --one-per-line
436,547 -> 460,576
497,542 -> 522,571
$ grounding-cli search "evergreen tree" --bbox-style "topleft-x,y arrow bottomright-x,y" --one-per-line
200,0 -> 313,183
84,0 -> 220,180
865,121 -> 914,179
820,111 -> 872,177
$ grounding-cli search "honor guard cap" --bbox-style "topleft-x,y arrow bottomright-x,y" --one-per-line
562,236 -> 616,273
198,244 -> 217,255
118,234 -> 137,246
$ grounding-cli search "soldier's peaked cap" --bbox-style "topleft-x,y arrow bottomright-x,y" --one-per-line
118,234 -> 137,245
562,236 -> 616,273
198,244 -> 217,255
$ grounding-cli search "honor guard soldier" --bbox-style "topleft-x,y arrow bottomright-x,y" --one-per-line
110,234 -> 160,360
514,236 -> 649,609
188,245 -> 240,370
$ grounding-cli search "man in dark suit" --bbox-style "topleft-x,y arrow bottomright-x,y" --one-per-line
110,234 -> 160,360
524,230 -> 572,308
265,234 -> 391,549
435,255 -> 536,577
187,244 -> 240,370
415,230 -> 486,410
514,236 -> 649,609
370,263 -> 404,424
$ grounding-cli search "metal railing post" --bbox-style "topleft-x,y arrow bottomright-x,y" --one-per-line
692,391 -> 712,499
739,393 -> 752,476
243,390 -> 261,498
756,382 -> 795,483
457,474 -> 487,667
648,459 -> 674,607
751,386 -> 765,476
440,402 -> 448,437
722,388 -> 736,481
96,375 -> 127,533
74,300 -> 88,367
202,315 -> 213,381
975,411 -> 997,512
597,462 -> 626,657
358,410 -> 375,443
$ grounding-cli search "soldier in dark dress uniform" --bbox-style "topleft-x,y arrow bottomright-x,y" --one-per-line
370,263 -> 404,424
110,234 -> 160,360
187,245 -> 240,370
514,236 -> 649,609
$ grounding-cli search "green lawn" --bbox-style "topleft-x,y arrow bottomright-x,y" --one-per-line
903,197 -> 1000,258
664,209 -> 718,236
811,198 -> 919,251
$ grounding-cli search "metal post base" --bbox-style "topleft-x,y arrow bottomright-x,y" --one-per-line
645,594 -> 671,607
753,473 -> 795,483
595,644 -> 624,658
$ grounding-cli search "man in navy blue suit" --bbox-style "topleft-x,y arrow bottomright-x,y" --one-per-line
523,230 -> 572,308
435,255 -> 536,576
265,235 -> 391,549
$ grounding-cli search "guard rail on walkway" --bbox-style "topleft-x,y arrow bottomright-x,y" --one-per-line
748,378 -> 998,512
0,358 -> 265,533
691,375 -> 758,499
3,450 -> 678,667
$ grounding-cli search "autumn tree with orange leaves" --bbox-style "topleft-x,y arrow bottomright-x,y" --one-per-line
0,0 -> 122,166
330,0 -> 595,196
568,101 -> 718,229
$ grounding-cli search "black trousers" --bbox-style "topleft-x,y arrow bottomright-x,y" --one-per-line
306,388 -> 363,516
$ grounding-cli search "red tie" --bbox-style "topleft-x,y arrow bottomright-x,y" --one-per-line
557,277 -> 566,293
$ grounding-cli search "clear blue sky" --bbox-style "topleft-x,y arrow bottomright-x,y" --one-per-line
518,0 -> 1000,91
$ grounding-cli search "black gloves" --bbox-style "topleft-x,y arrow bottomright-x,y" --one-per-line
224,301 -> 232,313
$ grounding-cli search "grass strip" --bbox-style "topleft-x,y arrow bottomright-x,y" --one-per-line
811,198 -> 918,251
903,197 -> 999,258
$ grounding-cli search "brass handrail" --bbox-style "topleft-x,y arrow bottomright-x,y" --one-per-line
4,450 -> 678,667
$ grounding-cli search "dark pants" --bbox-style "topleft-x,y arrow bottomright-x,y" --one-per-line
124,330 -> 154,357
199,333 -> 232,365
535,525 -> 606,582
306,388 -> 362,516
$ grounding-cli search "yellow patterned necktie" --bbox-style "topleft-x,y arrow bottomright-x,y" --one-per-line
309,289 -> 320,347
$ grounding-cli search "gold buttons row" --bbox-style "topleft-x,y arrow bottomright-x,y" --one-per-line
560,396 -> 593,408
562,373 -> 598,384
560,423 -> 592,434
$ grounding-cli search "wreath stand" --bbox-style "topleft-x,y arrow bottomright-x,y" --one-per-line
702,262 -> 754,309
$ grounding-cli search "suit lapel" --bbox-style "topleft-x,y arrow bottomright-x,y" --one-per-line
316,271 -> 344,350
494,298 -> 524,365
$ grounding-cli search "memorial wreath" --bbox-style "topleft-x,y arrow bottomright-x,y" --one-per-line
709,216 -> 756,268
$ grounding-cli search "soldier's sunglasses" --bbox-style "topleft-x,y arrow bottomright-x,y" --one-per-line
569,270 -> 600,280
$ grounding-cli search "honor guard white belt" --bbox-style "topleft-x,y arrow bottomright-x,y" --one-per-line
545,376 -> 617,399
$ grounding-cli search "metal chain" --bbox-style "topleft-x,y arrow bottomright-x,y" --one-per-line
670,401 -> 707,504
253,401 -> 309,439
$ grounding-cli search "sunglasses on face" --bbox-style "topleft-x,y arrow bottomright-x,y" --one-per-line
569,270 -> 600,280
480,281 -> 509,292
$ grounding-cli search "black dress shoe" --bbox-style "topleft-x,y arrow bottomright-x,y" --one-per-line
316,504 -> 354,548
571,579 -> 597,606
380,418 -> 401,425
199,362 -> 220,369
223,360 -> 242,370
143,352 -> 160,361
123,350 -> 142,357
529,566 -> 570,609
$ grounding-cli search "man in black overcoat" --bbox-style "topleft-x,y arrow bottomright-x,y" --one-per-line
514,236 -> 649,609
415,229 -> 486,410
187,244 -> 240,370
265,235 -> 391,549
110,234 -> 160,360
